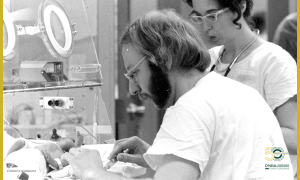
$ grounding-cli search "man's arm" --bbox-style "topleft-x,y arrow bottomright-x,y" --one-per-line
274,95 -> 297,155
153,154 -> 200,180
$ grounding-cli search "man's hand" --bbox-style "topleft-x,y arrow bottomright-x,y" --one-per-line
62,148 -> 104,180
108,136 -> 151,168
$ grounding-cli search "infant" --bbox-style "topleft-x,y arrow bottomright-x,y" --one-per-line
4,132 -> 83,176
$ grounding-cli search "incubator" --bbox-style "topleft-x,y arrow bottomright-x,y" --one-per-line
2,0 -> 127,179
3,0 -> 113,143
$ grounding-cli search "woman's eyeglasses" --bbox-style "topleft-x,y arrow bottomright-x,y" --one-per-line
189,8 -> 229,24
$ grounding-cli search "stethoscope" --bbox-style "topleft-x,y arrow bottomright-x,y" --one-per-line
210,29 -> 260,77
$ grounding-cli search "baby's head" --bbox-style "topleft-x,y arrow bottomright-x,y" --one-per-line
57,138 -> 76,152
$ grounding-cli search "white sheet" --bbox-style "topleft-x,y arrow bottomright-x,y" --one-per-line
47,144 -> 146,179
3,133 -> 146,179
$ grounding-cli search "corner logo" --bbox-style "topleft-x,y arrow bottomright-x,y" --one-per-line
6,163 -> 18,168
6,163 -> 30,180
265,147 -> 288,161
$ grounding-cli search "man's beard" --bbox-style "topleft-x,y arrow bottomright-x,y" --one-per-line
148,61 -> 172,109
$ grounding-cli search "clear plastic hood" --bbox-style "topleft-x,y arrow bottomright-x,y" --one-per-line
3,0 -> 114,144
3,0 -> 102,91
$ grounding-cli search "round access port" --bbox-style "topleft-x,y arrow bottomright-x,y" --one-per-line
3,4 -> 17,62
48,100 -> 55,107
54,100 -> 63,107
39,0 -> 74,58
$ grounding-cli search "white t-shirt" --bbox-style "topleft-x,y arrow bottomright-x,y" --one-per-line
208,42 -> 297,110
144,72 -> 293,180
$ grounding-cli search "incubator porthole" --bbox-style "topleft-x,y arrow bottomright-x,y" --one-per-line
40,0 -> 74,58
3,4 -> 17,61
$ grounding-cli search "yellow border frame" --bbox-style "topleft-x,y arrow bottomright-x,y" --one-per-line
1,2 -> 4,178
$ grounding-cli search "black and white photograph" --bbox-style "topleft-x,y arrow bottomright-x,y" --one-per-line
3,0 -> 297,179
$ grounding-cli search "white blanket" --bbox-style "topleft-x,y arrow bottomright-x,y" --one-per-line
47,144 -> 146,179
3,134 -> 146,180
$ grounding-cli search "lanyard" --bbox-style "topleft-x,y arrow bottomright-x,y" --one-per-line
210,29 -> 260,77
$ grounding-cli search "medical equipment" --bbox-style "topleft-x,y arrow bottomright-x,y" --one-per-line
105,157 -> 118,170
19,61 -> 67,83
210,29 -> 260,77
3,0 -> 115,179
3,4 -> 17,62
3,0 -> 113,142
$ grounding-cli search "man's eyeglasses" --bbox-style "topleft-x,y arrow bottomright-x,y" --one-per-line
189,8 -> 229,24
124,56 -> 146,84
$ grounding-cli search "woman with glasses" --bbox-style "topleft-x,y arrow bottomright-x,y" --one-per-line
185,0 -> 297,178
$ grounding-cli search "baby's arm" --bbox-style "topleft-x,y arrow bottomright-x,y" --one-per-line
4,139 -> 26,160
44,152 -> 68,170
45,131 -> 84,170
